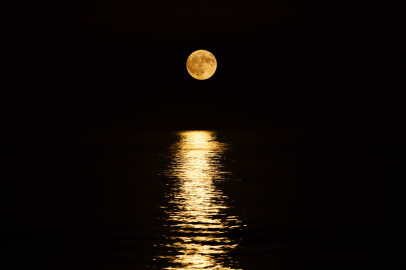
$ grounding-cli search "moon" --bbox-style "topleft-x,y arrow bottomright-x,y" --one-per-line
186,50 -> 217,80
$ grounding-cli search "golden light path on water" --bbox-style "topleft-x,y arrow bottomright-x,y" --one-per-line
159,131 -> 243,270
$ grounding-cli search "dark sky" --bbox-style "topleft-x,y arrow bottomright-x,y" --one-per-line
5,1 -> 403,144
2,4 -> 405,269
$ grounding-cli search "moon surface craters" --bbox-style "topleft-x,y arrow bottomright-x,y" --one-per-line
186,50 -> 217,80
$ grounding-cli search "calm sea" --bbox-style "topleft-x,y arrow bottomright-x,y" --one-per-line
2,130 -> 405,269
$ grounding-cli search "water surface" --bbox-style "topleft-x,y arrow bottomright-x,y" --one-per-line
157,131 -> 243,269
2,130 -> 404,270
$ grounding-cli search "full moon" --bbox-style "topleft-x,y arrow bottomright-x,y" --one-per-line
186,50 -> 217,80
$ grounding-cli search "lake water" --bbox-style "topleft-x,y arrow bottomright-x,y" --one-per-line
2,130 -> 405,269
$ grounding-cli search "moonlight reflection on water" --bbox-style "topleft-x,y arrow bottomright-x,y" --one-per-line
158,131 -> 243,270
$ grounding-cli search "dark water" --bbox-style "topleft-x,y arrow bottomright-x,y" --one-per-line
2,130 -> 405,269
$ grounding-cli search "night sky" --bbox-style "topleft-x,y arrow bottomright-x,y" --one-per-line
2,2 -> 405,269
5,1 -> 402,143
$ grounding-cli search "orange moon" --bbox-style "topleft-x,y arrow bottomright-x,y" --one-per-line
186,50 -> 217,80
